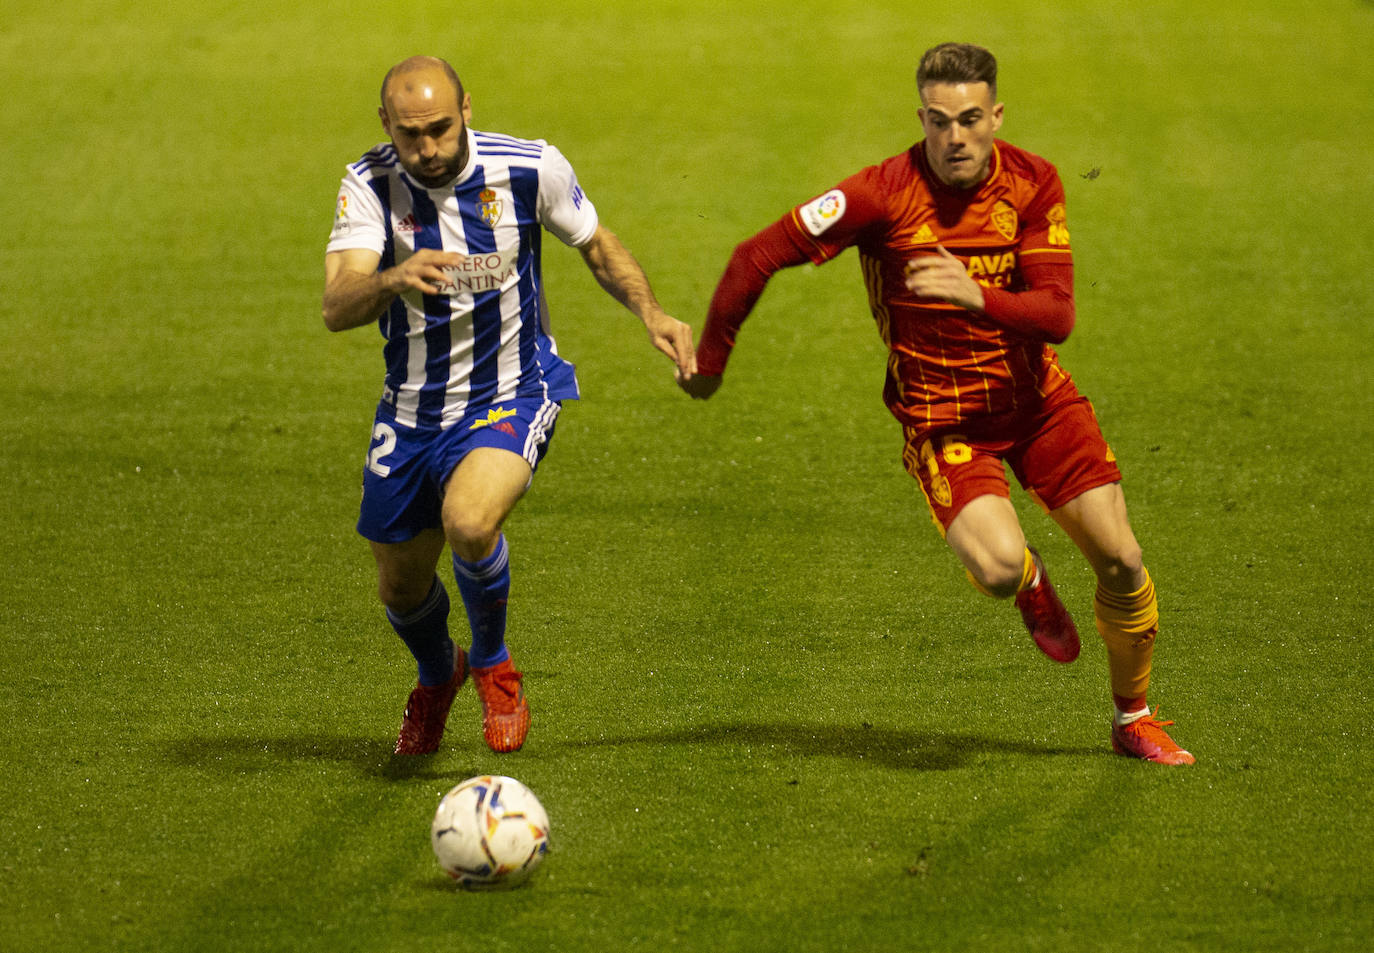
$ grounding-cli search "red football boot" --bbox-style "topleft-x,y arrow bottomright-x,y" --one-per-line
394,649 -> 469,755
1013,547 -> 1081,663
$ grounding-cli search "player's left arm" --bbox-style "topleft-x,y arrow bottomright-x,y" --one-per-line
977,256 -> 1074,343
983,168 -> 1076,341
903,170 -> 1075,343
904,247 -> 1074,343
538,143 -> 694,381
578,224 -> 696,381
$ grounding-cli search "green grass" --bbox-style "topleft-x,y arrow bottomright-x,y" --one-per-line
3,0 -> 1372,950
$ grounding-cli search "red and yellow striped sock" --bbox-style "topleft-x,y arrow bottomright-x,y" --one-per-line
1094,569 -> 1158,709
1017,548 -> 1038,592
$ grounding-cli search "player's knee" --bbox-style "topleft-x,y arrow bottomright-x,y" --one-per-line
377,573 -> 433,615
965,547 -> 1026,599
444,513 -> 502,563
1095,540 -> 1145,590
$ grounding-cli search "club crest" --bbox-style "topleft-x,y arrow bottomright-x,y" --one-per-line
478,188 -> 502,227
991,201 -> 1018,241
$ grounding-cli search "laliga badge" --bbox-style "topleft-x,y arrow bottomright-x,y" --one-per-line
332,192 -> 351,237
798,189 -> 846,237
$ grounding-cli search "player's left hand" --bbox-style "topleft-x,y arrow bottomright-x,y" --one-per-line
644,310 -> 697,381
904,245 -> 985,312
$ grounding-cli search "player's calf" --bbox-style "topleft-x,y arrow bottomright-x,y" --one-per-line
1013,547 -> 1081,663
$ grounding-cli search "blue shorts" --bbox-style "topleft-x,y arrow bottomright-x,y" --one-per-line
357,398 -> 561,544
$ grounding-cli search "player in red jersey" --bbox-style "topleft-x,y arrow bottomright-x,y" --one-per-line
682,43 -> 1193,764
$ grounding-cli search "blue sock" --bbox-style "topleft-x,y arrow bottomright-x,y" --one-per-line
385,576 -> 456,686
453,534 -> 511,669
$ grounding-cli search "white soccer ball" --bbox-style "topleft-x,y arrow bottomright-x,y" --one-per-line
431,775 -> 551,889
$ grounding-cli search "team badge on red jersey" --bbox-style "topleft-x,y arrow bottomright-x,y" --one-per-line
991,201 -> 1018,241
478,188 -> 503,227
798,189 -> 846,236
931,473 -> 952,508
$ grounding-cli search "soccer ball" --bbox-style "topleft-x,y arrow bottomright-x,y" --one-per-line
431,775 -> 551,889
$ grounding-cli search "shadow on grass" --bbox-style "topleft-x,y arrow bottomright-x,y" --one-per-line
559,721 -> 1099,771
161,722 -> 1100,781
162,733 -> 468,782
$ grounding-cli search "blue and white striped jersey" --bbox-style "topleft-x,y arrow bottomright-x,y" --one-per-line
327,127 -> 599,429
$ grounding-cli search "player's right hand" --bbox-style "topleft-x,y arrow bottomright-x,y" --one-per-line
677,373 -> 722,400
387,248 -> 464,296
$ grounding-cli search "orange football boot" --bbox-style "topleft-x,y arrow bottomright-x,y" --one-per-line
472,656 -> 530,753
1112,709 -> 1195,765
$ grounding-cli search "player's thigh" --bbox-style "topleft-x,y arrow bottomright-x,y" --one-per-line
1012,392 -> 1121,513
433,398 -> 560,558
370,528 -> 447,612
901,427 -> 1011,533
945,494 -> 1027,592
440,447 -> 533,558
1049,482 -> 1144,590
358,416 -> 443,545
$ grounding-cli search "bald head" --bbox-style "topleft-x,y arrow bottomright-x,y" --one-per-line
380,56 -> 464,117
377,56 -> 472,188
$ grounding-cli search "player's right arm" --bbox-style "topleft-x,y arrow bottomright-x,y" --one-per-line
321,247 -> 459,332
685,173 -> 882,400
680,218 -> 812,399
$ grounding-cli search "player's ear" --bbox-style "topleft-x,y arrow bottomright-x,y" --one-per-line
379,105 -> 392,135
461,91 -> 472,123
991,102 -> 1005,132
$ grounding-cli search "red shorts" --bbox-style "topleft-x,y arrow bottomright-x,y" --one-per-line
901,383 -> 1122,533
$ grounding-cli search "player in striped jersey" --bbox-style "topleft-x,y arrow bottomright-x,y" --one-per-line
683,43 -> 1192,764
324,56 -> 695,755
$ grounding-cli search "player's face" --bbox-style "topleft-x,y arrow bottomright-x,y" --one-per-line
918,82 -> 1004,189
380,71 -> 472,188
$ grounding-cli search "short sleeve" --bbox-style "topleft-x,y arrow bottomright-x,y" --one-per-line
537,144 -> 599,247
326,171 -> 388,255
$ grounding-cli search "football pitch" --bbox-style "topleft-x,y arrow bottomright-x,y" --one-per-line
3,0 -> 1372,950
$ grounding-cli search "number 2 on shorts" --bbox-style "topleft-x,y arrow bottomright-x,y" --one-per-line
367,422 -> 397,477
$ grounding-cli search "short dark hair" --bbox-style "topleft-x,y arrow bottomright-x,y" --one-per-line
916,43 -> 997,98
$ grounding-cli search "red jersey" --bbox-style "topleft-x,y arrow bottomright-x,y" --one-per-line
699,139 -> 1077,430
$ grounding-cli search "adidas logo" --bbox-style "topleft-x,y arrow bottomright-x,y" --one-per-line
396,213 -> 419,233
911,223 -> 938,244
